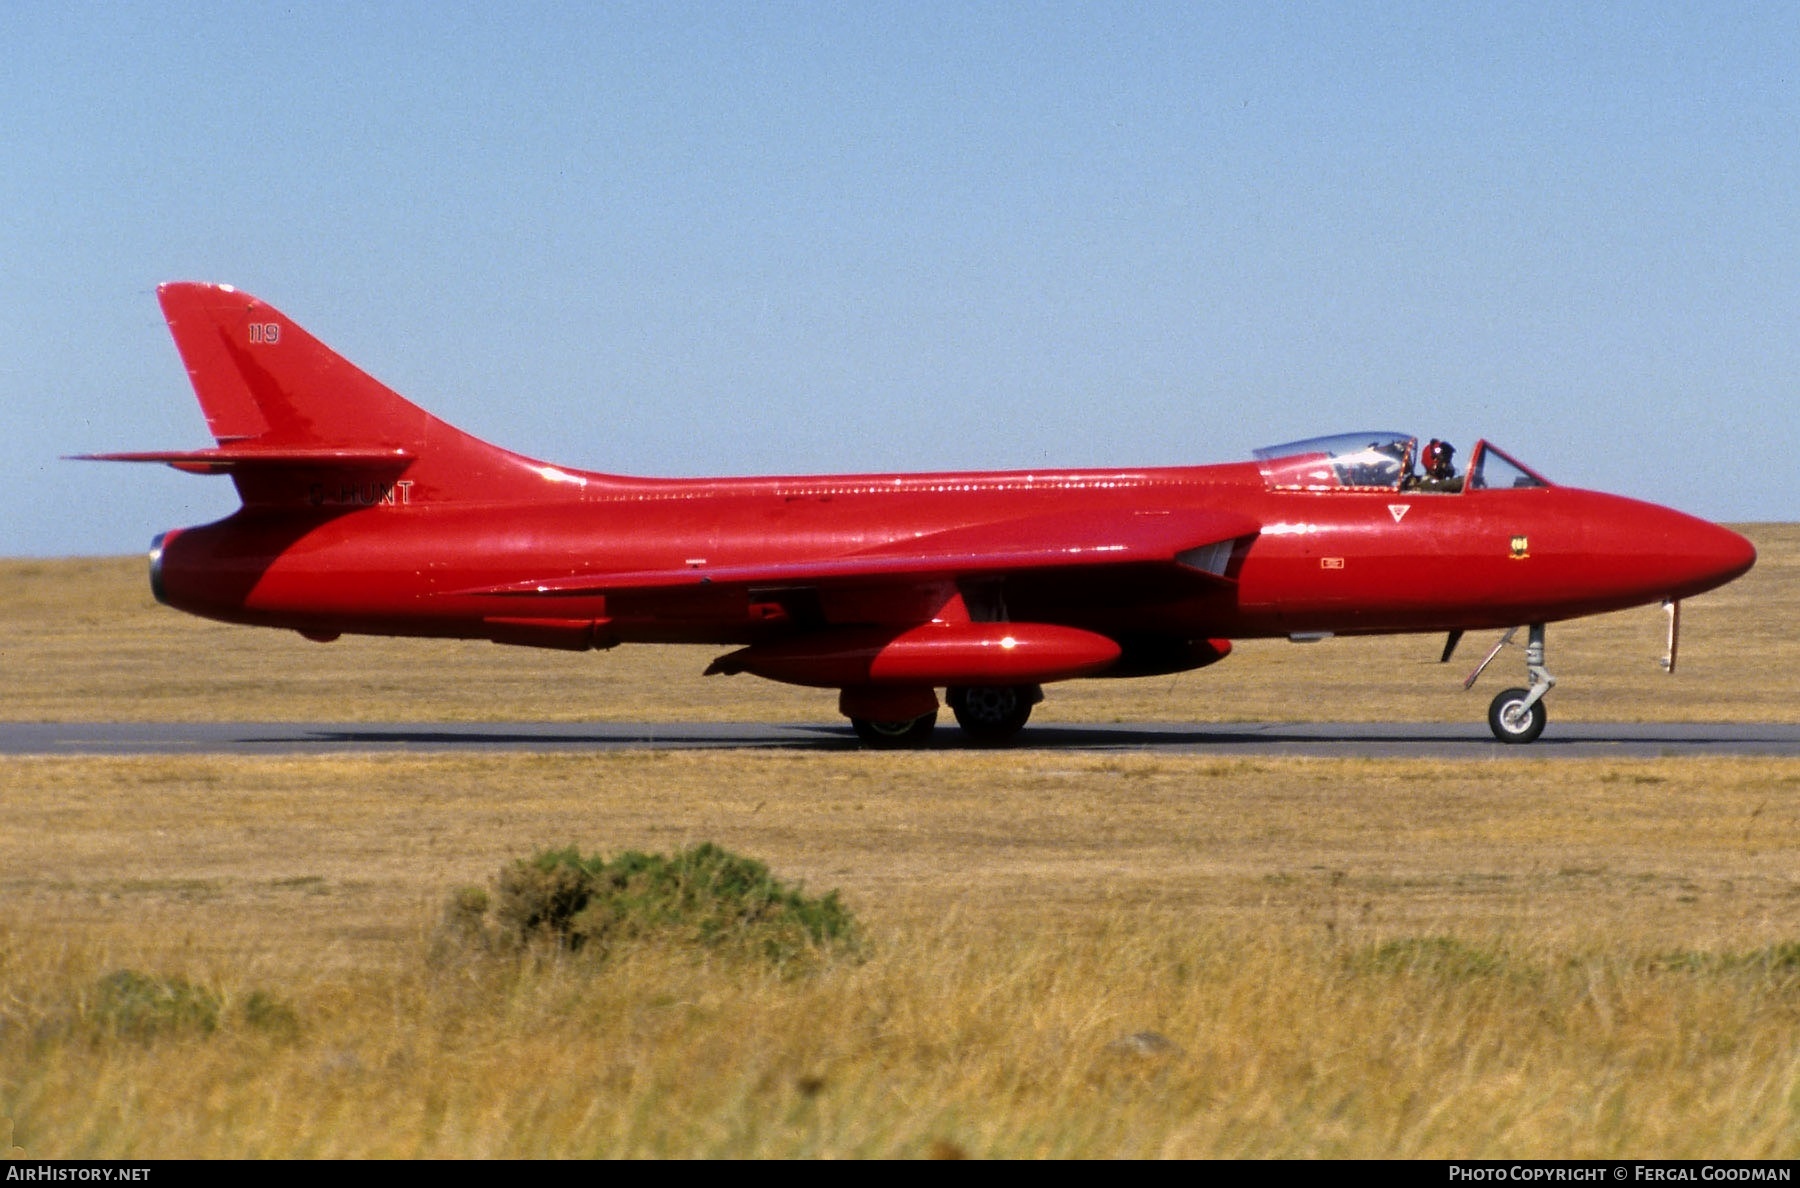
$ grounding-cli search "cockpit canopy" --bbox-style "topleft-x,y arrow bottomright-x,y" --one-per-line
1252,432 -> 1548,493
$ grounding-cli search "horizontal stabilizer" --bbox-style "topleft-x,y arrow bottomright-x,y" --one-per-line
465,508 -> 1258,598
72,446 -> 413,475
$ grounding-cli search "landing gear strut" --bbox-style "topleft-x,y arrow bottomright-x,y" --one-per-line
1477,623 -> 1555,744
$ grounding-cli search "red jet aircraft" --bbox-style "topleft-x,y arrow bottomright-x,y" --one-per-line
83,283 -> 1757,746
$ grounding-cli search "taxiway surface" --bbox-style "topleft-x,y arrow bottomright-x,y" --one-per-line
6,721 -> 1799,758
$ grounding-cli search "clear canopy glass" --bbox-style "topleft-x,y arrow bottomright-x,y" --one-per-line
1465,443 -> 1548,491
1252,433 -> 1547,493
1254,432 -> 1418,490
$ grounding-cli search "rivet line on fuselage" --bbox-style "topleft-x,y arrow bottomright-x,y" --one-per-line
567,476 -> 1220,504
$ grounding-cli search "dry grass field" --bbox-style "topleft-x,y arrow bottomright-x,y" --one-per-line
1,529 -> 1796,1157
3,752 -> 1799,1158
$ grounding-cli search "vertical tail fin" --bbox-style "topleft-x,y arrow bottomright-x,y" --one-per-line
107,283 -> 585,506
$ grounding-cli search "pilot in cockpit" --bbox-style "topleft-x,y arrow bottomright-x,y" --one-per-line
1416,438 -> 1461,491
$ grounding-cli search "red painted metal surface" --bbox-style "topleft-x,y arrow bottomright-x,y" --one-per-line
84,284 -> 1758,742
709,622 -> 1123,688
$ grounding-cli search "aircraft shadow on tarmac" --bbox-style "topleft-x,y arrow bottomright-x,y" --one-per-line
241,722 -> 1800,755
271,724 -> 1477,752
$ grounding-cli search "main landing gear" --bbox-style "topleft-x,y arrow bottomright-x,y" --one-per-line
850,711 -> 939,749
1462,623 -> 1556,744
947,684 -> 1043,746
843,684 -> 1044,748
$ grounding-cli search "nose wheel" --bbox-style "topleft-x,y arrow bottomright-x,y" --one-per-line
1487,686 -> 1548,743
1465,623 -> 1556,744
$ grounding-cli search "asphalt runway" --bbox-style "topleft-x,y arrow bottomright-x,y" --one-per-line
5,720 -> 1799,758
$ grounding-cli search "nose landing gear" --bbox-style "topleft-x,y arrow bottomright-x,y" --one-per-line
1464,623 -> 1556,744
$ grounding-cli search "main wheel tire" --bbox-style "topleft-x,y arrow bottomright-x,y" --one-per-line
1488,687 -> 1547,744
851,710 -> 938,749
947,684 -> 1037,745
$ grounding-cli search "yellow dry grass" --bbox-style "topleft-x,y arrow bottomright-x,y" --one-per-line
3,522 -> 1796,724
3,750 -> 1799,1158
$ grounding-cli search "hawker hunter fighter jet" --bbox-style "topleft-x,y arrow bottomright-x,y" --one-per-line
81,284 -> 1756,746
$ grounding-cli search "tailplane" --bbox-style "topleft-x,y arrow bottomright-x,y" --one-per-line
82,283 -> 583,506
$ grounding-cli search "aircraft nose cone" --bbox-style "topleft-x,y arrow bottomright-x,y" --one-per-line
1665,515 -> 1756,597
1705,522 -> 1757,585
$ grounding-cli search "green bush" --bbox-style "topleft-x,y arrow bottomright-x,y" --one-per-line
451,843 -> 862,969
240,989 -> 302,1041
90,970 -> 220,1040
80,971 -> 300,1044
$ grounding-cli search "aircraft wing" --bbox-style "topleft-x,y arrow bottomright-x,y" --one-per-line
467,508 -> 1258,597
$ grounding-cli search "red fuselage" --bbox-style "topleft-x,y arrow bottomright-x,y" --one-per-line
151,459 -> 1754,648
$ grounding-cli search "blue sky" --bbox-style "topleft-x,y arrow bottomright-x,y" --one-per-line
6,2 -> 1797,555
